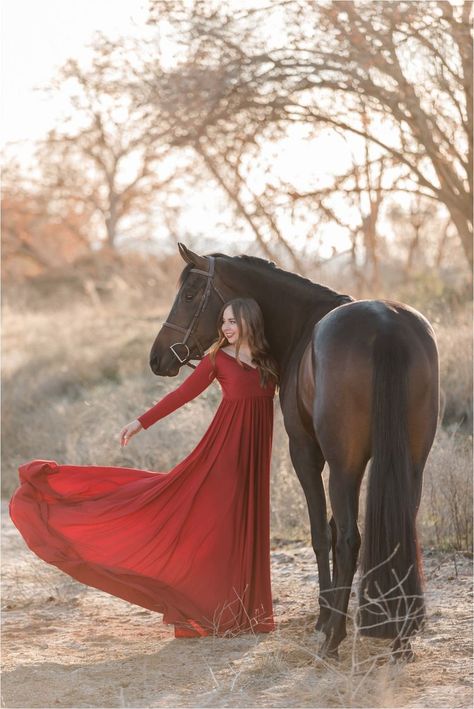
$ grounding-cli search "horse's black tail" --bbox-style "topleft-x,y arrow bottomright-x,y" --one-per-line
359,330 -> 425,640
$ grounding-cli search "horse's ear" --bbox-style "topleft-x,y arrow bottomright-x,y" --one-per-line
177,243 -> 208,271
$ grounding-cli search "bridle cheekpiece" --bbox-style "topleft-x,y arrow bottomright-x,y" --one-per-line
162,256 -> 226,369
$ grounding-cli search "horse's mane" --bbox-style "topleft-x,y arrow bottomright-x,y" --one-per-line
235,255 -> 343,301
179,252 -> 343,302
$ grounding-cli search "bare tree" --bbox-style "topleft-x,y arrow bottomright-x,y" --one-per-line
148,0 -> 473,268
1,158 -> 92,279
37,35 -> 183,251
386,197 -> 465,275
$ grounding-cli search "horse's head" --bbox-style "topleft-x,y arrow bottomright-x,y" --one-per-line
149,243 -> 228,376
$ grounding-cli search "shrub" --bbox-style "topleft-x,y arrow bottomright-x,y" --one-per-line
419,428 -> 473,551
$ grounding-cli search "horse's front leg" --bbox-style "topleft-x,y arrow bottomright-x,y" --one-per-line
288,435 -> 332,632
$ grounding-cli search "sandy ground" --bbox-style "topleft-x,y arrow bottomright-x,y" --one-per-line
1,501 -> 472,709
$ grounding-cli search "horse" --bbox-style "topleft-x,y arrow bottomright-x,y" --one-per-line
147,242 -> 439,659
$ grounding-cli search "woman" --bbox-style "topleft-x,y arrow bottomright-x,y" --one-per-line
10,297 -> 279,638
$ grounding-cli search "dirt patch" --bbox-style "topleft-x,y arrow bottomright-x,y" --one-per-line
1,502 -> 472,708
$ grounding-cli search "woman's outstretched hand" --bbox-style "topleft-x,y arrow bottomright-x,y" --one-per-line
120,419 -> 143,447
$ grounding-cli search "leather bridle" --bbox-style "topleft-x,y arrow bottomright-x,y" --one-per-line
162,256 -> 227,369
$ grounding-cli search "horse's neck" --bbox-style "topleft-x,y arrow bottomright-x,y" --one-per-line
222,263 -> 349,369
264,292 -> 346,371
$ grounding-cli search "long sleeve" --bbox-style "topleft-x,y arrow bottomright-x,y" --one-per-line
137,354 -> 217,430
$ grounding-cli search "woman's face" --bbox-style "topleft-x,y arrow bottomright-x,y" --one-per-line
222,306 -> 244,345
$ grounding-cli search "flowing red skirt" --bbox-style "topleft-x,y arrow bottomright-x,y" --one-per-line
9,397 -> 275,638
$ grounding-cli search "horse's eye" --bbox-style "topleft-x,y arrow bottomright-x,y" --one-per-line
184,293 -> 194,302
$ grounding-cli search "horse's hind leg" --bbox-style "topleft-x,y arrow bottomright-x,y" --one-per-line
389,444 -> 435,661
288,435 -> 332,631
313,376 -> 369,655
329,516 -> 337,578
391,634 -> 415,663
320,462 -> 366,656
387,381 -> 438,662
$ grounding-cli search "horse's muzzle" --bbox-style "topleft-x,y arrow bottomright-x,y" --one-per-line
149,355 -> 180,377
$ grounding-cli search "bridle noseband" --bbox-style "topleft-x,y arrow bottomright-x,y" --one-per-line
162,256 -> 227,369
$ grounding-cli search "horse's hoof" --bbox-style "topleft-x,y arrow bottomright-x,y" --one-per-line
313,628 -> 326,649
326,648 -> 339,661
390,643 -> 415,663
390,653 -> 414,664
315,618 -> 327,634
323,646 -> 339,661
318,638 -> 339,661
315,613 -> 331,634
314,630 -> 325,653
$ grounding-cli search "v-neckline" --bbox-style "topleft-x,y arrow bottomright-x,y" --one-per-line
219,348 -> 258,370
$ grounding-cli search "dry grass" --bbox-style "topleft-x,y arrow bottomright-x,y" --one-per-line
4,520 -> 471,709
433,306 -> 473,429
3,498 -> 456,707
2,261 -> 472,708
1,300 -> 217,491
420,427 -> 473,551
2,264 -> 472,553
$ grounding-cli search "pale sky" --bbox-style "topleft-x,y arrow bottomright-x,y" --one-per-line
1,0 -> 149,148
0,0 -> 358,257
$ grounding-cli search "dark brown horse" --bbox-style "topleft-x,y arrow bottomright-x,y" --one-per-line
148,243 -> 439,659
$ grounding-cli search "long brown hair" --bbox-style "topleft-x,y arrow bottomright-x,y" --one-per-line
208,298 -> 279,389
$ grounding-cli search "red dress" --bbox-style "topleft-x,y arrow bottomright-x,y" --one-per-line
9,349 -> 275,638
